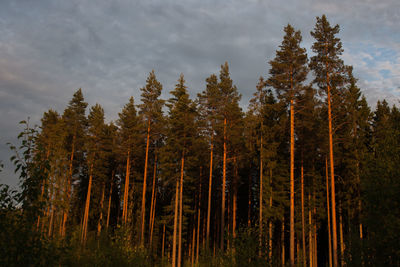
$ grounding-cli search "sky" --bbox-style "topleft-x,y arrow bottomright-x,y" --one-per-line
1,0 -> 399,188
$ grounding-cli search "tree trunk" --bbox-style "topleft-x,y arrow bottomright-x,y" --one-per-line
221,117 -> 227,251
97,183 -> 105,236
141,119 -> 151,246
309,193 -> 313,267
178,154 -> 185,267
106,170 -> 114,230
233,157 -> 238,244
259,129 -> 263,257
326,157 -> 333,267
81,161 -> 93,245
248,169 -> 252,228
339,204 -> 345,266
62,135 -> 75,237
150,189 -> 157,248
191,226 -> 195,267
282,217 -> 285,266
123,150 -> 130,225
269,168 -> 273,261
162,223 -> 166,261
172,157 -> 181,267
326,60 -> 338,267
313,190 -> 318,267
206,137 -> 213,247
290,98 -> 295,267
196,169 -> 201,264
149,154 -> 157,247
301,162 -> 306,267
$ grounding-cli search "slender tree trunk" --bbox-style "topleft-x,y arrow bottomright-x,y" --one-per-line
339,204 -> 345,266
326,157 -> 333,267
269,168 -> 273,261
290,98 -> 295,267
309,193 -> 313,267
106,170 -> 114,230
172,156 -> 181,267
259,129 -> 263,257
178,154 -> 185,267
150,189 -> 157,248
313,190 -> 318,267
248,169 -> 252,228
48,205 -> 54,237
221,117 -> 227,251
123,151 -> 130,225
37,181 -> 46,231
62,135 -> 75,237
141,119 -> 151,246
196,169 -> 201,264
162,223 -> 166,261
301,161 -> 306,267
149,154 -> 157,246
326,60 -> 338,267
81,162 -> 93,245
232,157 -> 238,253
191,226 -> 195,267
97,183 -> 105,236
282,217 -> 285,266
227,191 -> 230,250
206,137 -> 213,247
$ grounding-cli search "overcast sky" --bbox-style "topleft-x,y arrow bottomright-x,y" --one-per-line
1,0 -> 399,188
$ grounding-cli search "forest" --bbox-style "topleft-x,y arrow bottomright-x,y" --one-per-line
1,15 -> 399,266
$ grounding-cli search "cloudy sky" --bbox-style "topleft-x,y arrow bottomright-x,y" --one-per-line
1,0 -> 399,187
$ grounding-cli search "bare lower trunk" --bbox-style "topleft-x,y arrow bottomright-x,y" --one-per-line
326,158 -> 333,267
282,217 -> 285,266
309,193 -> 313,267
259,132 -> 263,257
150,190 -> 157,248
62,137 -> 75,237
191,226 -> 195,267
172,159 -> 181,267
141,119 -> 151,246
327,66 -> 338,267
339,204 -> 345,266
123,151 -> 130,225
106,170 -> 114,230
178,154 -> 185,267
290,99 -> 295,267
81,162 -> 94,246
149,154 -> 157,247
313,190 -> 318,267
221,118 -> 227,251
196,169 -> 201,264
301,162 -> 306,267
97,184 -> 105,236
162,224 -> 166,261
206,138 -> 213,247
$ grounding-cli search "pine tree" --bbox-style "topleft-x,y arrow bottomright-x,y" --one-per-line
267,24 -> 308,266
139,71 -> 164,246
81,104 -> 106,245
117,97 -> 141,226
310,15 -> 348,267
217,62 -> 242,251
197,73 -> 220,248
161,74 -> 197,267
61,89 -> 88,237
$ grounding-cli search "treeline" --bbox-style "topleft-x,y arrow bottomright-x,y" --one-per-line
1,15 -> 400,266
